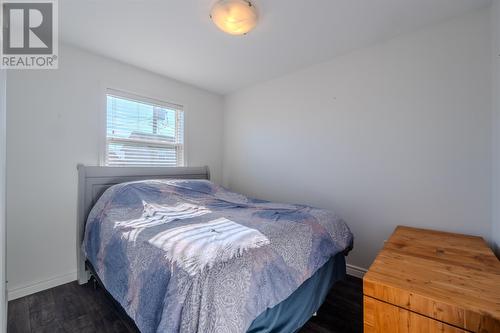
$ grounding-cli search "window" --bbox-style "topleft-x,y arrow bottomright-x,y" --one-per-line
105,90 -> 184,167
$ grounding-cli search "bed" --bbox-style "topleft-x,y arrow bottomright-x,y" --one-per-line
77,165 -> 353,333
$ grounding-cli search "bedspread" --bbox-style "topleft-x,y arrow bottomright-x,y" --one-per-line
83,179 -> 352,333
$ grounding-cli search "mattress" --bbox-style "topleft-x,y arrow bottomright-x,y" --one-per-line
83,179 -> 353,333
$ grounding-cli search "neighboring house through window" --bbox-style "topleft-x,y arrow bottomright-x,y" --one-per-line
105,89 -> 184,166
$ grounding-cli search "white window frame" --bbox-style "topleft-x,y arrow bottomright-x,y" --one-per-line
102,88 -> 186,167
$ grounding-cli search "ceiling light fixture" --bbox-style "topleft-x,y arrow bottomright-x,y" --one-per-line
210,0 -> 258,36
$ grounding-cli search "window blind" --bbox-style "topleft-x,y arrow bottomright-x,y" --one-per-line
105,91 -> 184,167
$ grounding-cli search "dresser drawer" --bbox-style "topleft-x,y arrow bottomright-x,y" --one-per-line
364,296 -> 467,333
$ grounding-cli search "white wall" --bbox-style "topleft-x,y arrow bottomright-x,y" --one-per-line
223,9 -> 492,270
0,69 -> 7,331
492,0 -> 500,255
6,44 -> 224,299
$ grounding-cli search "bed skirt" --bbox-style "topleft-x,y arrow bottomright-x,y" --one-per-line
247,253 -> 346,333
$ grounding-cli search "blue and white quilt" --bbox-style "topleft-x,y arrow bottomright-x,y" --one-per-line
83,179 -> 353,333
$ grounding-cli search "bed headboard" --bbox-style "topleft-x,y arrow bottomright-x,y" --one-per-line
76,164 -> 210,284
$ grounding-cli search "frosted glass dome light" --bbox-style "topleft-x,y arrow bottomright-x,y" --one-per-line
210,0 -> 258,35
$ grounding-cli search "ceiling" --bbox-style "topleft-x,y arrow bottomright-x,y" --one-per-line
60,0 -> 491,95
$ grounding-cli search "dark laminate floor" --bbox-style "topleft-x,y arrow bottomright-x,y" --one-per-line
8,275 -> 362,333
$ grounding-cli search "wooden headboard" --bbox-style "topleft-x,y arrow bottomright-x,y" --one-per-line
76,165 -> 210,284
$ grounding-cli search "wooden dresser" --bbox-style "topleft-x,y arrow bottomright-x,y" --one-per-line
363,226 -> 500,333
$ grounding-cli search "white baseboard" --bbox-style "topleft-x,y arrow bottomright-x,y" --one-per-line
346,264 -> 367,278
7,271 -> 77,301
